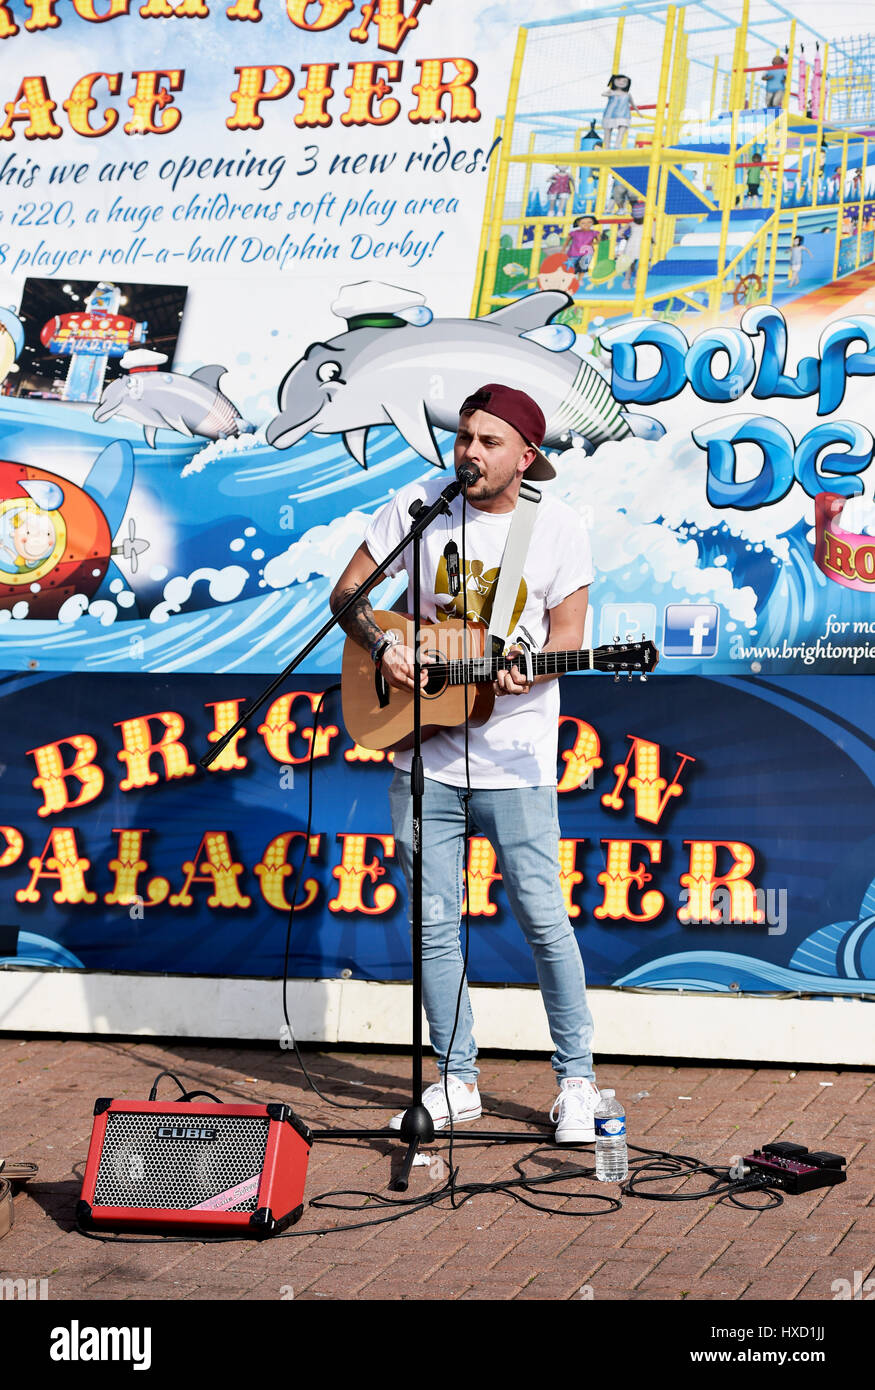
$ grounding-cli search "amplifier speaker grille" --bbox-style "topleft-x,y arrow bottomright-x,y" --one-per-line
93,1111 -> 270,1212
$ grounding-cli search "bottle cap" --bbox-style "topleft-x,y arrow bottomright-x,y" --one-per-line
601,1088 -> 615,1097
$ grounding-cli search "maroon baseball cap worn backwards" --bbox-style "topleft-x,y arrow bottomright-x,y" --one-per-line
459,383 -> 556,480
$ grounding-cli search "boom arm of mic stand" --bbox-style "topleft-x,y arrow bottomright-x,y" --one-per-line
198,474 -> 467,771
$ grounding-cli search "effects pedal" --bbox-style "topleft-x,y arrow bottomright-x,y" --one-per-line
743,1142 -> 847,1194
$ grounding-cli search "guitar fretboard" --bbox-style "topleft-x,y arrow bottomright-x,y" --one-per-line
428,650 -> 595,684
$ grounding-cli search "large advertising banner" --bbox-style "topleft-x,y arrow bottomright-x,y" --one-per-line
3,671 -> 875,995
1,0 -> 875,998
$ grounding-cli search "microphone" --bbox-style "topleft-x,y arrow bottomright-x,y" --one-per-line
436,463 -> 480,509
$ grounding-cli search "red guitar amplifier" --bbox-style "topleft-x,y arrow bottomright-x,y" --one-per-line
78,1098 -> 312,1238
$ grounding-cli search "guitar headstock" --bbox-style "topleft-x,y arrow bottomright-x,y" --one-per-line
593,639 -> 660,678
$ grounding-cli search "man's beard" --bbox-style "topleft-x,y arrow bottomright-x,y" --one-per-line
457,465 -> 517,503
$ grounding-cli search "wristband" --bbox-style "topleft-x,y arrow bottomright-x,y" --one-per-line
370,630 -> 400,666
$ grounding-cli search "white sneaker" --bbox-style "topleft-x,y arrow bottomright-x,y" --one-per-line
550,1078 -> 600,1143
389,1075 -> 481,1131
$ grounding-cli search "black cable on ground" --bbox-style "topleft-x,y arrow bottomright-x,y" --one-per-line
76,1080 -> 788,1248
623,1144 -> 785,1209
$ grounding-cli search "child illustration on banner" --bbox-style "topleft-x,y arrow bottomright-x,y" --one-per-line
615,202 -> 652,289
608,178 -> 633,215
601,74 -> 640,150
745,151 -> 764,205
506,248 -> 581,295
787,234 -> 813,286
546,166 -> 575,216
764,50 -> 787,108
535,255 -> 581,294
0,489 -> 62,576
564,215 -> 601,274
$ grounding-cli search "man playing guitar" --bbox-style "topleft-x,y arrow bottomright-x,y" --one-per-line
329,383 -> 601,1142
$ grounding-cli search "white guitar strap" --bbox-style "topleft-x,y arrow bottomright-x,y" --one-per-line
486,479 -> 541,660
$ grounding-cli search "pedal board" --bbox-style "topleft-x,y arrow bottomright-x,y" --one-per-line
744,1141 -> 847,1195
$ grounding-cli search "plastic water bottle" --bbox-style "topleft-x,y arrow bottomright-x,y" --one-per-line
594,1089 -> 628,1183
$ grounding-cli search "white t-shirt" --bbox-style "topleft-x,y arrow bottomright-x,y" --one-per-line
363,477 -> 594,788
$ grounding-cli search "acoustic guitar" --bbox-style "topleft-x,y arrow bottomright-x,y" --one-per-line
342,612 -> 659,752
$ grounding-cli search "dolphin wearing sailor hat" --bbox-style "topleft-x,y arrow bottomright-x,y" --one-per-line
266,281 -> 662,467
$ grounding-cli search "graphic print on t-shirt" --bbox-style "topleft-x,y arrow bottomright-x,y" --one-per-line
434,553 -> 527,630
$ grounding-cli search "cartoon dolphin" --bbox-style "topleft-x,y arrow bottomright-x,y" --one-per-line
93,349 -> 253,449
266,282 -> 662,467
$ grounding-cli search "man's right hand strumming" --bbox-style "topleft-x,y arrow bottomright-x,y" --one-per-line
379,641 -> 429,692
330,540 -> 429,692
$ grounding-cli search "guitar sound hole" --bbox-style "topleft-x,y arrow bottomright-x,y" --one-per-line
422,650 -> 448,699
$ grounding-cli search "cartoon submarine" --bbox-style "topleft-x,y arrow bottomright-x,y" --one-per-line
0,441 -> 147,619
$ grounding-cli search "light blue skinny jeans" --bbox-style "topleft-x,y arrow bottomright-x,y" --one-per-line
388,770 -> 595,1084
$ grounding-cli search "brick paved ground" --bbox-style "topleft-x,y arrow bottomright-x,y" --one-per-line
1,1036 -> 873,1311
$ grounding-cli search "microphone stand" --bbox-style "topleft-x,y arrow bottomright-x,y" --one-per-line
394,488 -> 435,1169
201,465 -> 541,1190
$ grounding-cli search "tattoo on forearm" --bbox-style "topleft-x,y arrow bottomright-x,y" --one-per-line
330,587 -> 384,650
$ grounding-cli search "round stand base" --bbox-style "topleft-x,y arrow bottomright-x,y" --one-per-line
397,1103 -> 436,1144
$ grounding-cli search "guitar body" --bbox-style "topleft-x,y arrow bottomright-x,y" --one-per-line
341,614 -> 658,753
342,613 -> 495,752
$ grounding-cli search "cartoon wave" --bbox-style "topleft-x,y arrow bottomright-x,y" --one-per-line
3,393 -> 875,675
0,576 -> 407,675
0,930 -> 84,969
615,875 -> 875,995
0,397 -> 428,668
613,951 -> 875,994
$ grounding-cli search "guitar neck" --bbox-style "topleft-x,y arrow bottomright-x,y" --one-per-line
442,649 -> 593,684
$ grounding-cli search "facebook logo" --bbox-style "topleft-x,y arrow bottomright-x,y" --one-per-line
663,603 -> 719,658
599,603 -> 657,647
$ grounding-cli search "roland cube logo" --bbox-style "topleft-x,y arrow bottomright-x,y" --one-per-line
155,1126 -> 217,1141
663,603 -> 719,659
